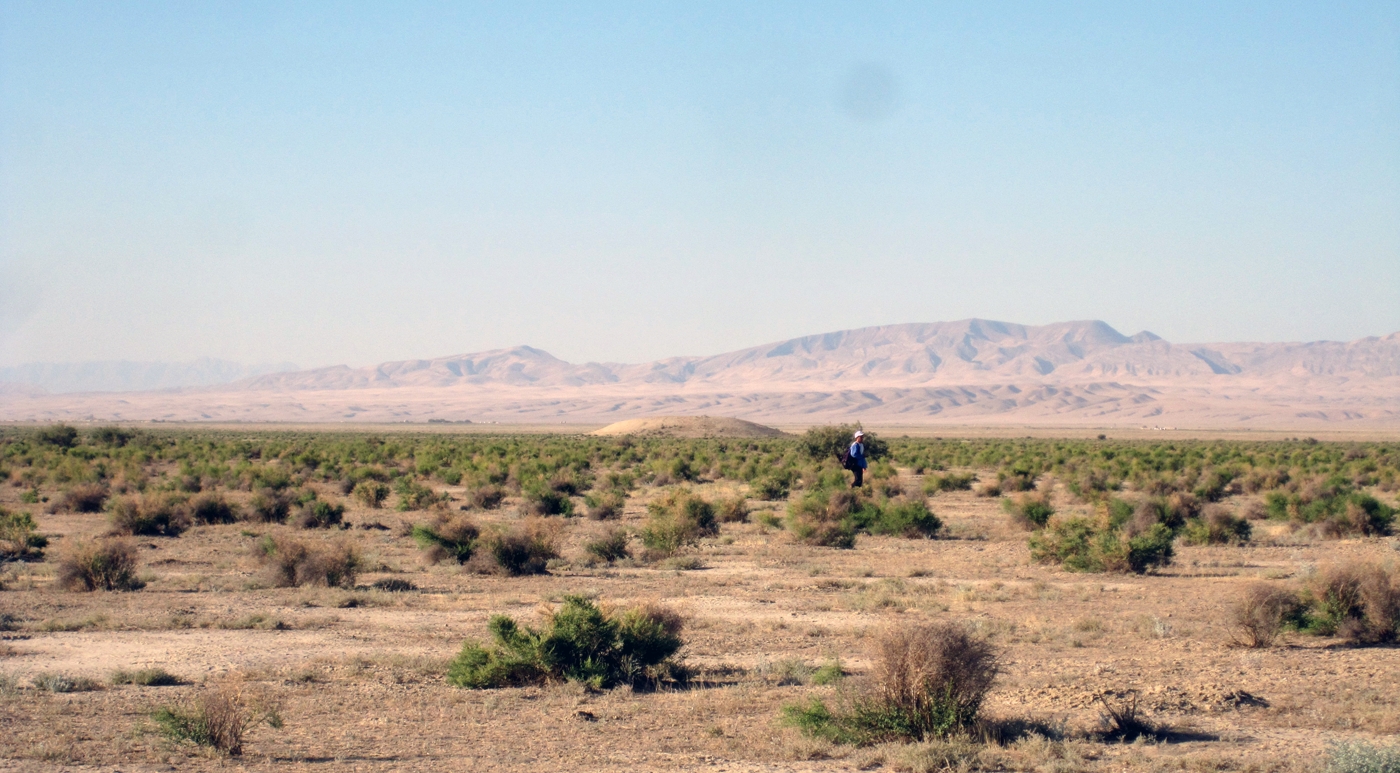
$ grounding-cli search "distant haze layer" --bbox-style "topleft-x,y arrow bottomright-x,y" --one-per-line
0,359 -> 299,394
1,319 -> 1397,428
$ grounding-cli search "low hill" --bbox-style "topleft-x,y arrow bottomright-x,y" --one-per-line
591,416 -> 786,439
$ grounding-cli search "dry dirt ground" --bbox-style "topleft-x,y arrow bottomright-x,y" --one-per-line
2,466 -> 1399,772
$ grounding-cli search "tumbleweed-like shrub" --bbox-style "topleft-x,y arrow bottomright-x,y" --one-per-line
57,538 -> 144,591
783,622 -> 998,745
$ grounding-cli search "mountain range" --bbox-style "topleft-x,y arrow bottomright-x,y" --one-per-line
2,320 -> 1397,428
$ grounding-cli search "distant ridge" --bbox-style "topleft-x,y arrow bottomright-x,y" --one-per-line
0,358 -> 300,394
239,319 -> 1400,391
2,320 -> 1397,427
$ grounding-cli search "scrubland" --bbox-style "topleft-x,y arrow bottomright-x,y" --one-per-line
1,424 -> 1399,772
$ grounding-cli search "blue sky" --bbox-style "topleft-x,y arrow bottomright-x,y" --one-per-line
1,1 -> 1396,367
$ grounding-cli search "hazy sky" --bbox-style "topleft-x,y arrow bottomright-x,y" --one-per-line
2,2 -> 1397,368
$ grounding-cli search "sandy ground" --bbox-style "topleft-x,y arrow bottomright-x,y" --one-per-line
3,473 -> 1400,772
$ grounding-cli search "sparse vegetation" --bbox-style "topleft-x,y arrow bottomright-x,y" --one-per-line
33,673 -> 101,693
107,493 -> 191,537
447,595 -> 685,690
111,667 -> 182,686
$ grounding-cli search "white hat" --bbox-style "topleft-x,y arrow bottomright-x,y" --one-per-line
853,430 -> 865,438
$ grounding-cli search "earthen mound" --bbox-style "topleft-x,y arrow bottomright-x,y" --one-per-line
591,416 -> 785,439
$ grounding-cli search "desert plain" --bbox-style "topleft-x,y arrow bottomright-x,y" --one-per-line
0,418 -> 1398,772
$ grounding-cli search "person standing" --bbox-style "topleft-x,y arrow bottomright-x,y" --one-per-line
846,430 -> 868,488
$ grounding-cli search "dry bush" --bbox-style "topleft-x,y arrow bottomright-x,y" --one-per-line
472,518 -> 560,576
54,482 -> 109,513
1182,504 -> 1252,546
468,484 -> 507,510
783,622 -> 998,745
641,489 -> 718,556
107,493 -> 191,537
584,527 -> 630,564
188,493 -> 239,525
874,623 -> 999,734
152,683 -> 280,756
785,488 -> 860,548
585,490 -> 625,520
247,488 -> 292,523
255,535 -> 360,588
352,481 -> 390,508
716,495 -> 750,523
411,515 -> 480,564
1305,562 -> 1400,644
57,538 -> 144,591
1230,583 -> 1301,648
1002,491 -> 1054,530
1094,690 -> 1164,742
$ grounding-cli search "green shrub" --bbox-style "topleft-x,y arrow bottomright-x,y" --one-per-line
522,485 -> 574,517
107,494 -> 191,537
34,424 -> 78,448
447,595 -> 685,690
585,528 -> 630,563
783,622 -> 997,745
854,499 -> 943,539
798,425 -> 887,461
352,481 -> 390,509
1265,484 -> 1395,536
1029,516 -> 1173,574
1002,492 -> 1054,529
1180,505 -> 1251,546
247,488 -> 292,523
751,477 -> 790,501
411,516 -> 479,564
0,507 -> 47,562
584,490 -> 625,520
923,473 -> 974,495
785,488 -> 863,548
293,498 -> 345,529
111,667 -> 182,686
396,479 -> 443,512
641,489 -> 718,556
1326,740 -> 1400,773
57,538 -> 144,591
189,494 -> 239,525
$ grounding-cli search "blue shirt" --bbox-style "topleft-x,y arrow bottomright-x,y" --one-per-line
848,441 -> 867,469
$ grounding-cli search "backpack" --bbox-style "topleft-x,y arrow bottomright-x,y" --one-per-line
838,446 -> 854,470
